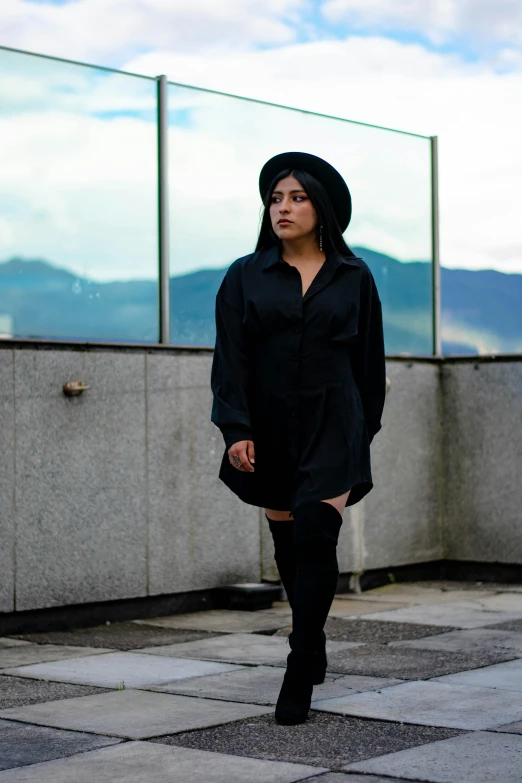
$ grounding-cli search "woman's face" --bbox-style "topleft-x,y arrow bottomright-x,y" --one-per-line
269,173 -> 318,243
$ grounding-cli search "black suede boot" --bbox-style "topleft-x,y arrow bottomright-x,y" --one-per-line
266,516 -> 295,606
314,630 -> 327,685
267,515 -> 327,685
274,501 -> 343,725
274,632 -> 317,725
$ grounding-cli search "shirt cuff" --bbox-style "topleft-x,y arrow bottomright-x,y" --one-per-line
221,425 -> 254,450
368,420 -> 382,444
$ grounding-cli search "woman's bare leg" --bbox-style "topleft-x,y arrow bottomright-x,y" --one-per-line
319,489 -> 350,517
266,489 -> 350,522
264,508 -> 293,521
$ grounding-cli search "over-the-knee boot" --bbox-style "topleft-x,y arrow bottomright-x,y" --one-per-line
267,515 -> 327,685
266,516 -> 295,606
275,500 -> 342,725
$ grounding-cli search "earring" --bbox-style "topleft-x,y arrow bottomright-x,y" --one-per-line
319,225 -> 323,251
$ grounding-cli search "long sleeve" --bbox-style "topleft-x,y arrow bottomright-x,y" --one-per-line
210,263 -> 253,451
352,267 -> 386,444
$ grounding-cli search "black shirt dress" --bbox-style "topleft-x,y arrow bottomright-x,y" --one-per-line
210,244 -> 387,517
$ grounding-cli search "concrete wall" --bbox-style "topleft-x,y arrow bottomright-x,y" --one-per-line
0,351 -> 15,613
356,360 -> 444,572
442,360 -> 522,564
1,344 -> 521,615
0,346 -> 260,614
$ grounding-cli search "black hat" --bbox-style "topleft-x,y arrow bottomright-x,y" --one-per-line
259,151 -> 352,232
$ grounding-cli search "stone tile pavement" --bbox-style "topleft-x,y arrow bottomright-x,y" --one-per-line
0,580 -> 521,781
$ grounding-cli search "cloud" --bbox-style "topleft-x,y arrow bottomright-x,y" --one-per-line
126,36 -> 522,274
1,6 -> 522,276
0,57 -> 159,280
1,0 -> 305,64
166,87 -> 432,274
322,0 -> 522,49
0,45 -> 432,281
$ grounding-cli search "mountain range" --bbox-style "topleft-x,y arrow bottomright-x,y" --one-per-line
1,247 -> 520,355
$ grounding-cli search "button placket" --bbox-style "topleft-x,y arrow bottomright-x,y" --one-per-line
286,267 -> 302,452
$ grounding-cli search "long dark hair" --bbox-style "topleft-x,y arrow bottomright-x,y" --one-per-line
255,168 -> 356,258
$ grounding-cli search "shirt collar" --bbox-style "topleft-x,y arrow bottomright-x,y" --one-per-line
259,244 -> 362,272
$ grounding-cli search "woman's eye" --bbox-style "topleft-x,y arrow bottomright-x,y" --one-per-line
294,196 -> 306,202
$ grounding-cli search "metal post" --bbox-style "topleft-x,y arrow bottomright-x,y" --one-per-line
430,135 -> 441,356
157,75 -> 170,344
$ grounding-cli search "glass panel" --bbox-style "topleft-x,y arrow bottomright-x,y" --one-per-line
441,268 -> 522,355
167,85 -> 433,354
0,48 -> 159,343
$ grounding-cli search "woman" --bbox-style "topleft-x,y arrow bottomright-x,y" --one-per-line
210,151 -> 386,725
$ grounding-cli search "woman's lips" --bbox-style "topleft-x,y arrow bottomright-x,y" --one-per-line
278,220 -> 292,226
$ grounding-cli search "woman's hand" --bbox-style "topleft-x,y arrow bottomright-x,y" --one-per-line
228,440 -> 255,472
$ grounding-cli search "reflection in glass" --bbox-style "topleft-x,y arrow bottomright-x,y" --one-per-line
441,267 -> 522,355
0,47 -> 159,342
167,84 -> 433,353
0,47 -> 436,352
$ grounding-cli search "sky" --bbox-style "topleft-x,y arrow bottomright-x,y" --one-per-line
1,0 -> 522,277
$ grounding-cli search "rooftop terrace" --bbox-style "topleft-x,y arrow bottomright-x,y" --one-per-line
1,580 -> 522,781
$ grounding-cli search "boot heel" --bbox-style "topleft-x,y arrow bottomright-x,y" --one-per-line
275,650 -> 315,725
312,630 -> 327,685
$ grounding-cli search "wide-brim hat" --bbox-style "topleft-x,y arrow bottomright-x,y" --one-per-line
259,151 -> 352,232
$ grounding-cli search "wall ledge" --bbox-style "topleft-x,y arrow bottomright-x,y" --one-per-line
2,560 -> 521,636
1,339 -> 521,363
